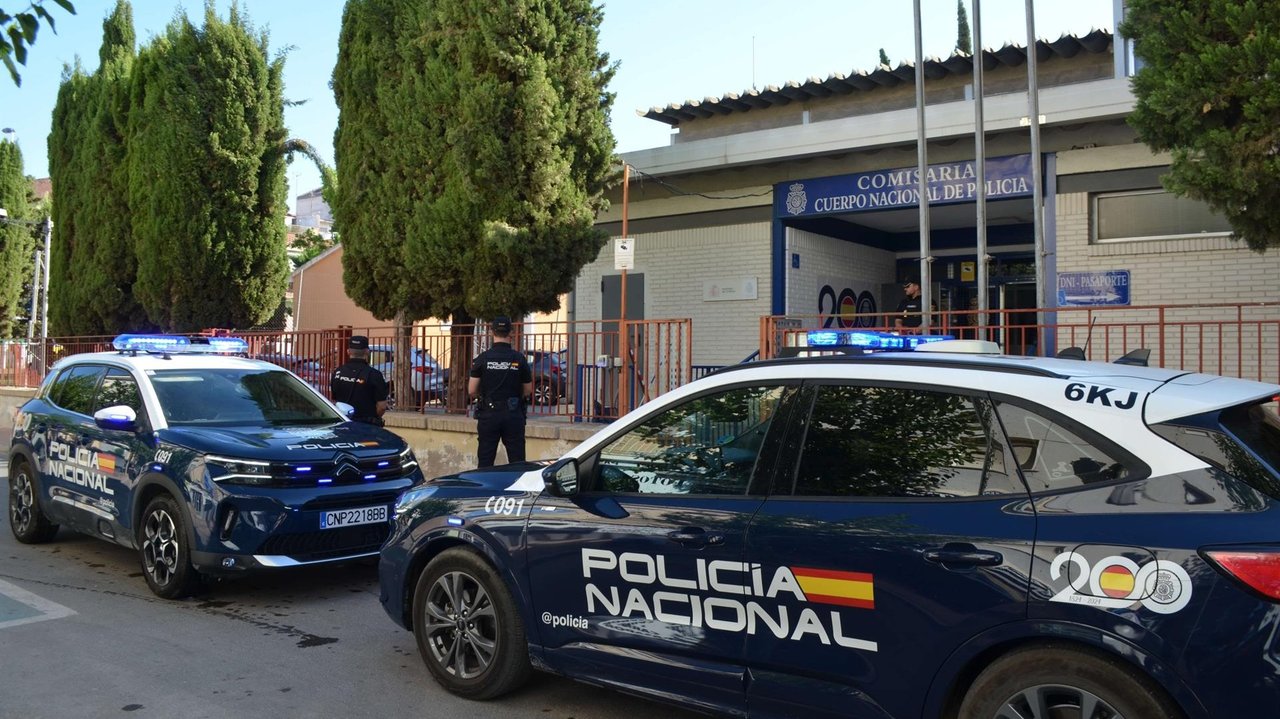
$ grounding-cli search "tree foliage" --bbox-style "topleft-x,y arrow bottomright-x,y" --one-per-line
1121,0 -> 1280,251
333,0 -> 618,324
0,0 -> 75,85
127,2 -> 289,330
0,137 -> 35,336
956,0 -> 972,55
46,59 -> 92,334
878,47 -> 890,68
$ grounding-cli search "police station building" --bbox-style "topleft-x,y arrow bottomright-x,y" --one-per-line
576,26 -> 1280,366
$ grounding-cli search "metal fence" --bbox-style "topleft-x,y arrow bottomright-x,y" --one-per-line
759,301 -> 1280,386
8,302 -> 1278,420
9,319 -> 694,422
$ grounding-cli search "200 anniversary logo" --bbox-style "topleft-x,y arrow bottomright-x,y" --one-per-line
580,548 -> 878,652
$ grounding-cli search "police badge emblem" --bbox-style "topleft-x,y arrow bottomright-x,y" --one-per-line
785,183 -> 807,215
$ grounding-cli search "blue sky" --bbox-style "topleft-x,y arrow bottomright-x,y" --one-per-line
0,0 -> 1115,213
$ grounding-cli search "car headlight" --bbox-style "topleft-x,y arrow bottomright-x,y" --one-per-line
399,446 -> 419,471
206,454 -> 274,485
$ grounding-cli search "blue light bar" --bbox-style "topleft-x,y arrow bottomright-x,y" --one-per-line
804,329 -> 954,351
113,334 -> 191,352
446,517 -> 464,527
111,334 -> 250,355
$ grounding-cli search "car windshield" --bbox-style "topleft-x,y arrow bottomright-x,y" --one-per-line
148,367 -> 341,426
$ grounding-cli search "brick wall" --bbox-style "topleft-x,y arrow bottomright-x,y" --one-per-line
786,228 -> 896,322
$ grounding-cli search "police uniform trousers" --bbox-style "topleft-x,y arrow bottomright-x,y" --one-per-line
476,407 -> 526,467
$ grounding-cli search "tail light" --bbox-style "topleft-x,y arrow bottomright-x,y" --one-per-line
414,366 -> 433,374
1204,550 -> 1280,600
550,365 -> 560,375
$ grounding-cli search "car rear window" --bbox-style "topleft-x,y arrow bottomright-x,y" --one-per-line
1151,400 -> 1280,498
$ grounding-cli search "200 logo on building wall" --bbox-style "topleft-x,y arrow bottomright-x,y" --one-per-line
818,285 -> 877,328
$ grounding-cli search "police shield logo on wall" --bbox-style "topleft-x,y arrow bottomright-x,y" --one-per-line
785,183 -> 807,215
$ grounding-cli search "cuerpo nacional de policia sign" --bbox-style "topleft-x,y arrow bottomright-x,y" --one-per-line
776,154 -> 1033,217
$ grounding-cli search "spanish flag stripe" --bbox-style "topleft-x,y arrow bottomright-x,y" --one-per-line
97,456 -> 116,472
795,576 -> 875,602
791,567 -> 874,583
805,593 -> 876,610
1100,570 -> 1134,592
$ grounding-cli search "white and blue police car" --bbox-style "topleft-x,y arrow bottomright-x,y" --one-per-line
379,330 -> 1280,718
7,334 -> 425,598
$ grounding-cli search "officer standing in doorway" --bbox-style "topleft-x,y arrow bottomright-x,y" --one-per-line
330,335 -> 389,426
468,317 -> 533,467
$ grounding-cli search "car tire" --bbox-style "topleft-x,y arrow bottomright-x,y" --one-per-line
412,547 -> 531,699
532,381 -> 556,407
138,494 -> 201,599
7,459 -> 59,543
958,644 -> 1183,719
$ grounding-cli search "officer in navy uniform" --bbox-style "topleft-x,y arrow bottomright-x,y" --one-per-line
895,274 -> 936,334
468,317 -> 533,467
330,335 -> 389,426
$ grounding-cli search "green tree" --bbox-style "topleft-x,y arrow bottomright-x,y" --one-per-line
0,137 -> 34,336
128,2 -> 290,330
46,60 -> 93,334
1121,0 -> 1280,251
878,47 -> 890,67
956,0 -> 972,55
334,0 -> 617,405
0,0 -> 75,85
78,1 -> 140,333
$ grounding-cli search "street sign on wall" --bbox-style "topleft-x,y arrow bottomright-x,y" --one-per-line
1057,270 -> 1131,306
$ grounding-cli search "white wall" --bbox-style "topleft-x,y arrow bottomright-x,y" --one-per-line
578,222 -> 772,366
786,228 -> 896,324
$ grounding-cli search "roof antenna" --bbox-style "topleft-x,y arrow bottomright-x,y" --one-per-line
752,36 -> 757,91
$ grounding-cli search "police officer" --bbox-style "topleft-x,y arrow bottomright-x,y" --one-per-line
468,317 -> 533,467
330,335 -> 389,426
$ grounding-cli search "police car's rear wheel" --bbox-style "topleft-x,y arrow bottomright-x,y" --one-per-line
8,460 -> 59,543
959,645 -> 1183,719
532,381 -> 556,406
139,495 -> 200,599
413,548 -> 530,699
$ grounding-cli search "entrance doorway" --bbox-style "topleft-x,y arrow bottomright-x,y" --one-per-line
996,281 -> 1039,355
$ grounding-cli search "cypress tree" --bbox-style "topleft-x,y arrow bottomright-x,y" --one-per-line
879,48 -> 891,67
128,3 -> 289,330
81,0 -> 144,333
956,0 -> 972,55
0,138 -> 34,337
334,0 -> 616,323
46,61 -> 94,335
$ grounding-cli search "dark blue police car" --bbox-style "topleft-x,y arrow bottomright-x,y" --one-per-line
7,335 -> 424,598
379,331 -> 1280,718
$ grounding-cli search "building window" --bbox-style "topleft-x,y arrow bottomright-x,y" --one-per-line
1092,189 -> 1232,243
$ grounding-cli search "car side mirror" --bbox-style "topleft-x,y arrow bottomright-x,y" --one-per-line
542,457 -> 580,497
94,405 -> 138,432
335,401 -> 357,418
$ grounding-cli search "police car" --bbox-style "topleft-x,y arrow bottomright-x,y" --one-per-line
7,335 -> 425,599
378,330 -> 1280,718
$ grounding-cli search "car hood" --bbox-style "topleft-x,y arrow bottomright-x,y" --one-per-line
429,461 -> 550,492
157,422 -> 405,460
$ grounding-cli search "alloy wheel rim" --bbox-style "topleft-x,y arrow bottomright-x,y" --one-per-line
10,470 -> 33,533
994,684 -> 1123,719
142,508 -> 179,586
421,570 -> 498,680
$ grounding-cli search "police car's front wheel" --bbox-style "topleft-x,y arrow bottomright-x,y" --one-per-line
138,495 -> 200,599
959,645 -> 1183,719
412,548 -> 531,699
8,459 -> 59,543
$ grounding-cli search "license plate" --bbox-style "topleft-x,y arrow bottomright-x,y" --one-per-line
320,505 -> 388,529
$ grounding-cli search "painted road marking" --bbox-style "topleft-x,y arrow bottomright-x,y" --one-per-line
0,578 -> 77,629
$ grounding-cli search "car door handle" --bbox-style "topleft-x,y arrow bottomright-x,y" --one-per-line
667,527 -> 725,547
923,544 -> 1003,568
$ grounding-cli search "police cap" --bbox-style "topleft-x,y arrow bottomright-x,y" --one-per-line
491,316 -> 512,333
348,335 -> 370,350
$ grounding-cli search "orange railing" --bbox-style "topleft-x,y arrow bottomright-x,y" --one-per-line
759,301 -> 1280,385
10,319 -> 694,422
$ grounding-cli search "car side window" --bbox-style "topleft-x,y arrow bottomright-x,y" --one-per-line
94,368 -> 145,417
594,384 -> 790,496
791,384 -> 1016,498
48,365 -> 106,416
993,399 -> 1132,492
